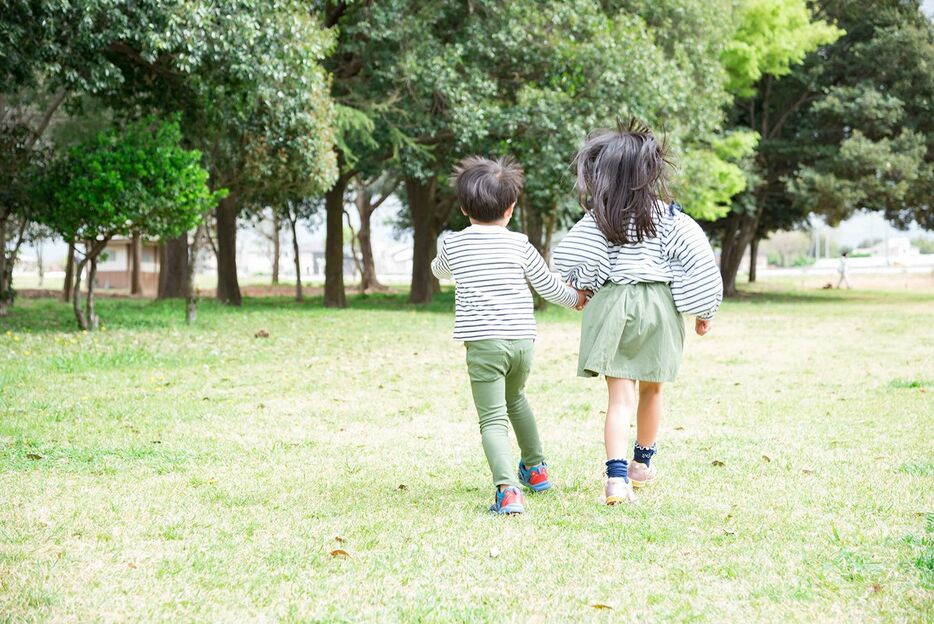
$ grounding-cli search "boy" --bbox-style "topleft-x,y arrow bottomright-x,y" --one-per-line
431,156 -> 587,514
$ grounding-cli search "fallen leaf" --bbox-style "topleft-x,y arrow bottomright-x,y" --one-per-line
802,468 -> 815,474
127,562 -> 137,569
334,536 -> 346,544
591,604 -> 613,610
26,453 -> 43,460
397,484 -> 408,491
674,426 -> 684,431
871,583 -> 883,594
711,460 -> 725,467
490,546 -> 500,558
761,455 -> 771,463
255,329 -> 270,338
330,549 -> 351,558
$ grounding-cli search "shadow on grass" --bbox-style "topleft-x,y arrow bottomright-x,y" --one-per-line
727,287 -> 924,306
0,290 -> 456,333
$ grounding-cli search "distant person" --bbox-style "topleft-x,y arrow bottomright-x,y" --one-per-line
553,119 -> 723,506
431,156 -> 588,515
837,251 -> 851,289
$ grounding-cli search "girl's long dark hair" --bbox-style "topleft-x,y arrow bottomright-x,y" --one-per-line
572,118 -> 672,245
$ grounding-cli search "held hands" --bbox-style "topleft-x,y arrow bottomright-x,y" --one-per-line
575,289 -> 592,311
695,318 -> 713,336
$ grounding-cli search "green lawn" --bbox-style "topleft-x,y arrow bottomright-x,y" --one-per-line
1,284 -> 932,622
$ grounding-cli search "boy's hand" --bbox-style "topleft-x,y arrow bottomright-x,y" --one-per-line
575,289 -> 592,310
695,318 -> 713,336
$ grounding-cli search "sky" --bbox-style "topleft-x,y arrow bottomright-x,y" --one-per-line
925,0 -> 934,15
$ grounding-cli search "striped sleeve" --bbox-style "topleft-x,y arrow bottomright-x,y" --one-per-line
665,213 -> 723,319
522,243 -> 578,308
430,237 -> 452,279
552,212 -> 611,292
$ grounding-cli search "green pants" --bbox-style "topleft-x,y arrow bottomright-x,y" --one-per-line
465,339 -> 544,487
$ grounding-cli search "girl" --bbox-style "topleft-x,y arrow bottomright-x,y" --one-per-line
553,120 -> 723,505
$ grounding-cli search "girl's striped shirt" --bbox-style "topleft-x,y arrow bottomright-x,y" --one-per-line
431,224 -> 578,341
552,205 -> 723,320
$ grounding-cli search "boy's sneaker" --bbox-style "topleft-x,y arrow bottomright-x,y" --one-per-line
628,461 -> 657,489
518,461 -> 552,492
604,477 -> 637,505
490,486 -> 526,514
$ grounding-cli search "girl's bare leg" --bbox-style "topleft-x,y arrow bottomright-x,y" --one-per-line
635,381 -> 664,448
605,377 -> 636,460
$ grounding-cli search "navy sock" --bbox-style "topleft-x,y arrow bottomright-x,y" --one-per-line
605,458 -> 629,480
633,443 -> 657,467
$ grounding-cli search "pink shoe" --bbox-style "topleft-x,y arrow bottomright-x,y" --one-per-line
628,461 -> 657,489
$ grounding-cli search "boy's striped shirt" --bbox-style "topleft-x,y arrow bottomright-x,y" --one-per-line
431,224 -> 578,341
553,206 -> 723,320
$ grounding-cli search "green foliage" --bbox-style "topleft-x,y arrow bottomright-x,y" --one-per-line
35,117 -> 223,244
782,1 -> 934,229
677,131 -> 760,220
788,129 -> 927,224
3,1 -> 338,197
722,0 -> 843,97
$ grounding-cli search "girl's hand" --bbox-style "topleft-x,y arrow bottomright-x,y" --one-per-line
695,318 -> 712,336
575,289 -> 592,310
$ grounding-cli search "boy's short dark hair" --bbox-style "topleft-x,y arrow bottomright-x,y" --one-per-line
452,156 -> 524,222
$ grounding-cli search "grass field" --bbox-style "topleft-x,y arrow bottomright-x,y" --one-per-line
1,282 -> 932,622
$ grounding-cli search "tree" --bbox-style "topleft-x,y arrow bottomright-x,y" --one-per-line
3,1 -> 338,306
353,174 -> 398,293
708,0 -> 863,295
35,118 -> 223,329
785,1 -> 933,230
0,94 -> 59,315
283,199 -> 321,302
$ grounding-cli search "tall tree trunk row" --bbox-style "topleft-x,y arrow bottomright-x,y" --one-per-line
215,192 -> 242,306
62,243 -> 75,302
130,229 -> 143,295
324,174 -> 349,308
271,211 -> 280,285
406,177 -> 449,305
288,212 -> 303,302
158,234 -> 189,299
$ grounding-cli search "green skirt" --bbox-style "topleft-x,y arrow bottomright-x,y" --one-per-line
578,282 -> 685,382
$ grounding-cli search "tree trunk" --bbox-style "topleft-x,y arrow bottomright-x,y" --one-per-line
0,217 -> 27,316
36,239 -> 44,287
158,234 -> 189,299
130,229 -> 143,294
72,253 -> 88,330
215,192 -> 242,306
62,243 -> 75,302
186,224 -> 205,325
324,175 -> 348,308
406,177 -> 450,304
748,236 -> 760,283
0,215 -> 7,317
70,238 -> 108,330
85,255 -> 99,330
719,211 -> 759,297
355,178 -> 386,293
288,212 -> 303,302
271,211 -> 280,285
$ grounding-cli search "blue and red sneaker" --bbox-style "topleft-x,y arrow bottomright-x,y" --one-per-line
490,486 -> 526,514
518,461 -> 552,492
